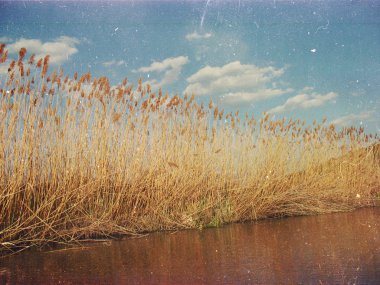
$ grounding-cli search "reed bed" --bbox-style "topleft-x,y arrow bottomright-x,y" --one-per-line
0,45 -> 379,253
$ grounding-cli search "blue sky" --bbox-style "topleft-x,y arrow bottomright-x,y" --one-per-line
1,0 -> 379,133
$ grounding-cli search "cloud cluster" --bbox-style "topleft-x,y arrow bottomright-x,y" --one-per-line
330,111 -> 375,126
267,91 -> 338,114
185,31 -> 212,41
136,56 -> 189,90
6,36 -> 80,65
184,61 -> 288,103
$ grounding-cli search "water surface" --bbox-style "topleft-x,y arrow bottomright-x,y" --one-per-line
1,208 -> 379,284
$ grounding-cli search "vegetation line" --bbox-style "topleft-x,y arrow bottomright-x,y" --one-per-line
0,45 -> 379,254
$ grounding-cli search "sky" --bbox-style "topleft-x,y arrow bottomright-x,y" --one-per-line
0,0 -> 379,133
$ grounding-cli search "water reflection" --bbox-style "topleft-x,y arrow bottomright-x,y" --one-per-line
1,208 -> 379,284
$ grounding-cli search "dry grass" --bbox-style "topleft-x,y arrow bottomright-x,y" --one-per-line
0,46 -> 379,254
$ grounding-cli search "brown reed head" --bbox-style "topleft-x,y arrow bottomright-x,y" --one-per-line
18,47 -> 27,62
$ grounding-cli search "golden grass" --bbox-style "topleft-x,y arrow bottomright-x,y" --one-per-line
0,46 -> 379,254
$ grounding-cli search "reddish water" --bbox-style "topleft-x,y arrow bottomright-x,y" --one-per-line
1,208 -> 379,285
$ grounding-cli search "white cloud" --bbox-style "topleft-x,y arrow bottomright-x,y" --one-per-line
102,60 -> 126,67
222,88 -> 293,104
185,31 -> 212,41
301,86 -> 314,92
137,56 -> 189,73
184,61 -> 287,102
136,56 -> 189,90
6,36 -> 79,65
330,111 -> 375,126
0,37 -> 13,43
267,91 -> 338,114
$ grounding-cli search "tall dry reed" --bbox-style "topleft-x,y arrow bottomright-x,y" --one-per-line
0,46 -> 379,253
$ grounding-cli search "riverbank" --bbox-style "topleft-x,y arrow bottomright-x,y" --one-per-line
1,47 -> 379,254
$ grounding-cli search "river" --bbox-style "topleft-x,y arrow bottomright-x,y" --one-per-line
1,208 -> 379,284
